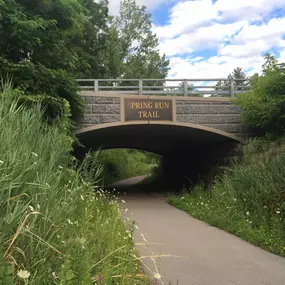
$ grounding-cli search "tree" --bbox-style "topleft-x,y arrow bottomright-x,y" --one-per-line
75,0 -> 109,79
262,53 -> 279,76
0,0 -> 92,120
236,54 -> 285,135
105,0 -> 170,84
227,67 -> 249,90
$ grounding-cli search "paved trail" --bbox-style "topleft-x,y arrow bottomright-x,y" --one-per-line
113,177 -> 285,285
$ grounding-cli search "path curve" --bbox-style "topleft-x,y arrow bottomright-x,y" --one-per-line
116,177 -> 285,285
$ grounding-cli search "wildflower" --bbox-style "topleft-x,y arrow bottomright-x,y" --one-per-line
28,205 -> 34,212
246,211 -> 250,216
181,196 -> 184,200
17,270 -> 31,279
276,210 -> 281,214
234,198 -> 237,202
154,272 -> 161,280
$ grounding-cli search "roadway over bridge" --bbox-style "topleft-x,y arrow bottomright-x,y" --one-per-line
75,78 -> 250,186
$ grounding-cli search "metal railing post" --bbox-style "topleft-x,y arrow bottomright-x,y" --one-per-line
139,79 -> 143,95
230,79 -> 235,98
94,79 -> 98,92
183,79 -> 188,96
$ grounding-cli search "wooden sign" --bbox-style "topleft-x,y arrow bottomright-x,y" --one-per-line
124,98 -> 173,121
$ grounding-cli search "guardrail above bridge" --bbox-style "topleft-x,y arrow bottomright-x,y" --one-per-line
76,78 -> 250,98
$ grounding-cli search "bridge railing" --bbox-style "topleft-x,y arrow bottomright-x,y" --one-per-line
76,78 -> 251,98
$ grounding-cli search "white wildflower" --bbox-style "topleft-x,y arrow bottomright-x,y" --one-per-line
246,211 -> 250,216
28,205 -> 34,212
276,210 -> 281,214
154,272 -> 161,280
17,270 -> 31,279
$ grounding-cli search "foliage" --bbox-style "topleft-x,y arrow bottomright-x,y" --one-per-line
0,0 -> 92,119
0,88 -> 149,284
105,0 -> 169,81
96,149 -> 160,185
236,54 -> 285,134
0,0 -> 169,120
169,139 -> 285,256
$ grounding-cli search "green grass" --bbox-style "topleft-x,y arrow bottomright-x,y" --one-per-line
169,140 -> 285,257
0,88 -> 150,284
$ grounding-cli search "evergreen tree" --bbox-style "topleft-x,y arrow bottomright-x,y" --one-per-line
227,67 -> 249,90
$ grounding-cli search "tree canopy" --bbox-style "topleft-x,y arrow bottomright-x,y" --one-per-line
0,0 -> 169,120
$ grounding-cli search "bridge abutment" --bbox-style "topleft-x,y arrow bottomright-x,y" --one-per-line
162,141 -> 241,190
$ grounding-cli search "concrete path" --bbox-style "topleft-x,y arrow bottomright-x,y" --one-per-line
113,177 -> 285,285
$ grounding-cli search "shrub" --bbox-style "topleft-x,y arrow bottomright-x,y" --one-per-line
236,55 -> 285,135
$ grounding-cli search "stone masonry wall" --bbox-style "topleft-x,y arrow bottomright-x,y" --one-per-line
176,100 -> 249,137
78,95 -> 248,139
79,96 -> 121,129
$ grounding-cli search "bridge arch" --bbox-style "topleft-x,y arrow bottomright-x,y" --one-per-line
75,121 -> 243,156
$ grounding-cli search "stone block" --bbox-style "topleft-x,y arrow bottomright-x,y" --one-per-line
177,114 -> 198,124
176,105 -> 192,114
212,124 -> 240,133
92,104 -> 120,114
84,104 -> 92,114
219,105 -> 242,114
101,114 -> 120,124
80,115 -> 100,124
198,115 -> 225,124
226,115 -> 241,124
192,105 -> 219,114
84,96 -> 117,104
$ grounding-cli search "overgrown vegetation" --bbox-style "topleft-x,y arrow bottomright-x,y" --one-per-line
0,0 -> 169,121
0,88 -> 149,284
236,53 -> 285,135
97,149 -> 160,185
169,138 -> 285,256
169,54 -> 285,256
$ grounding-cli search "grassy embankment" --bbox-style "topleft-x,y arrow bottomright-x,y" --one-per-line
169,139 -> 285,256
0,88 -> 151,284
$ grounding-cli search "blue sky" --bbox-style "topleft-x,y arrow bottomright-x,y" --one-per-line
109,0 -> 285,79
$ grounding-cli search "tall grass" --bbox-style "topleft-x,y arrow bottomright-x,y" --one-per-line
169,139 -> 285,256
0,88 -> 148,284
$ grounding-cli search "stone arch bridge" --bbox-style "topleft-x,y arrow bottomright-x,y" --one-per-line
75,78 -> 250,187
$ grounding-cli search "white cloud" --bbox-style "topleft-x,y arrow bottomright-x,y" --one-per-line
158,21 -> 246,56
168,55 -> 264,79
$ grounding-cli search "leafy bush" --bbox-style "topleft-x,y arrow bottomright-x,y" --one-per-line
236,54 -> 285,135
0,88 -> 148,284
169,139 -> 285,256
